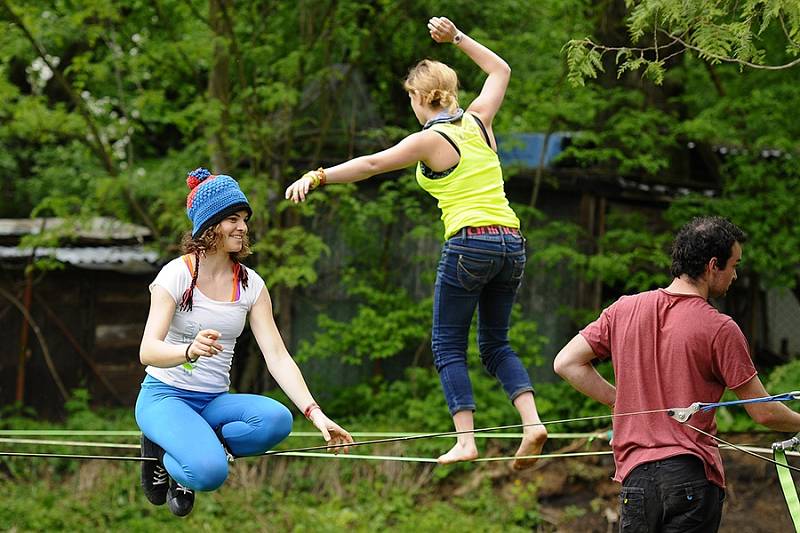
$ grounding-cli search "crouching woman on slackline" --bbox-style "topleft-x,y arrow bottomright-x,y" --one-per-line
136,168 -> 352,516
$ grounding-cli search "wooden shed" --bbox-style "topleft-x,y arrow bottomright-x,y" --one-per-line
0,217 -> 158,416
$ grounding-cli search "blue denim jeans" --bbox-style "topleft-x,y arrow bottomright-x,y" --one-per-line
432,227 -> 534,415
620,455 -> 725,532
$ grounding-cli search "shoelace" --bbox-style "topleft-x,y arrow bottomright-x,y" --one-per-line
153,465 -> 169,486
175,483 -> 193,496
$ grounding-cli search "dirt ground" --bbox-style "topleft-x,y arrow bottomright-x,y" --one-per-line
472,432 -> 797,532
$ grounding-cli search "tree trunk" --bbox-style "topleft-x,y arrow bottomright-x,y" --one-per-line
208,0 -> 232,171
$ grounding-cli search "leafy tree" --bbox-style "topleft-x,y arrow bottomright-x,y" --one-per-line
3,0 -> 800,405
566,0 -> 800,86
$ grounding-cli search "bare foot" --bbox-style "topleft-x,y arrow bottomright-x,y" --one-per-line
511,428 -> 548,471
437,442 -> 479,465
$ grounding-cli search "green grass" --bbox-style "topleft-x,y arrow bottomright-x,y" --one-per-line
0,456 -> 541,532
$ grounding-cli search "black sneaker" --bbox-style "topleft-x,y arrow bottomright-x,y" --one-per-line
140,435 -> 169,505
166,478 -> 195,517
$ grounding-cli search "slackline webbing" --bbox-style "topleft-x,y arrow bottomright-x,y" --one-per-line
685,423 -> 800,474
0,452 -> 155,461
774,447 -> 800,533
262,408 -> 668,456
278,450 -> 614,463
0,440 -> 790,463
0,438 -> 140,449
0,429 -> 609,440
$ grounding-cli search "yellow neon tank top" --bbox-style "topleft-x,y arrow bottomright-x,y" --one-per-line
415,113 -> 520,239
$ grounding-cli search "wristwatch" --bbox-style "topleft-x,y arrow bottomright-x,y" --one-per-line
453,31 -> 463,44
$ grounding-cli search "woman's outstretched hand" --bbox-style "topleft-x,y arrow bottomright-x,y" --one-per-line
308,410 -> 354,454
284,174 -> 316,203
427,17 -> 459,43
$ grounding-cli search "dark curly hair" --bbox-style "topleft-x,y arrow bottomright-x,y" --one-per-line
177,224 -> 251,311
670,216 -> 746,280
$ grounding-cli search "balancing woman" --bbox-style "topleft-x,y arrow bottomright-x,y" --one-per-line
285,17 -> 547,468
136,168 -> 352,516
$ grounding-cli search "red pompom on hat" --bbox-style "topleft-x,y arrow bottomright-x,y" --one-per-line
186,167 -> 212,193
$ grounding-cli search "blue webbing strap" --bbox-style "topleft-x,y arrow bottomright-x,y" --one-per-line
698,391 -> 800,412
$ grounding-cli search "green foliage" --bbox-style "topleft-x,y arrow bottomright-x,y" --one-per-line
567,0 -> 800,86
527,209 -> 672,303
252,225 -> 329,289
566,39 -> 603,87
534,361 -> 616,433
588,213 -> 672,292
558,86 -> 682,177
5,0 -> 796,295
668,154 -> 800,289
298,287 -> 430,365
0,458 -> 538,532
765,359 -> 800,413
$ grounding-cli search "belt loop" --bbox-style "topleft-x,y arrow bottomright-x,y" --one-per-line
460,227 -> 468,239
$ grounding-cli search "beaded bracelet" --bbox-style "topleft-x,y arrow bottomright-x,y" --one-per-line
304,168 -> 327,190
315,167 -> 327,186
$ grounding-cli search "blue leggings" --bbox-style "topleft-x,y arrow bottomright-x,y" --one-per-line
135,374 -> 293,491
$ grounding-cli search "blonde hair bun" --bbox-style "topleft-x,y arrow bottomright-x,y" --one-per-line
404,59 -> 459,113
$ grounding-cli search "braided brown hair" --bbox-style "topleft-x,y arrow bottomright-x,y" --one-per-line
178,224 -> 251,312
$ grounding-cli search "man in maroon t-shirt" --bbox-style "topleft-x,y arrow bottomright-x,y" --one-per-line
554,216 -> 800,532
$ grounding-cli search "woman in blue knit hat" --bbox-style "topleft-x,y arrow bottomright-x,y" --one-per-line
135,168 -> 352,517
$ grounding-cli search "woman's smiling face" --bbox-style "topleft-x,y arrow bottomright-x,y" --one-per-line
217,210 -> 249,252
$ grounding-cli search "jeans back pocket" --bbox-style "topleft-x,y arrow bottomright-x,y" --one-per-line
456,254 -> 493,291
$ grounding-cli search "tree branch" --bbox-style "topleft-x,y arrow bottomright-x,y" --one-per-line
663,30 -> 800,70
0,0 -> 117,176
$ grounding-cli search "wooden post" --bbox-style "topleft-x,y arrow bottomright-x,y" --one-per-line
14,267 -> 33,403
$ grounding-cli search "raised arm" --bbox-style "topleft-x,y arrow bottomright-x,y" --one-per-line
427,16 -> 511,127
248,286 -> 352,449
553,334 -> 616,408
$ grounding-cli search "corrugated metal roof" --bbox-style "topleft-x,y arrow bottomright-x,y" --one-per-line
0,246 -> 159,274
0,217 -> 150,241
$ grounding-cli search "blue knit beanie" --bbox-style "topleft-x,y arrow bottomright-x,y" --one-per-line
186,168 -> 252,238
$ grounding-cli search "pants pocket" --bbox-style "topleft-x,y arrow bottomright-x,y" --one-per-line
663,478 -> 722,531
619,486 -> 647,533
456,254 -> 493,291
510,254 -> 526,290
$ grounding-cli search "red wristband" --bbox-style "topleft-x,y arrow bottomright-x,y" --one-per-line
304,402 -> 320,420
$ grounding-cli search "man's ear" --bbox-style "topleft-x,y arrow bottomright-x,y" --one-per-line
709,256 -> 720,271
